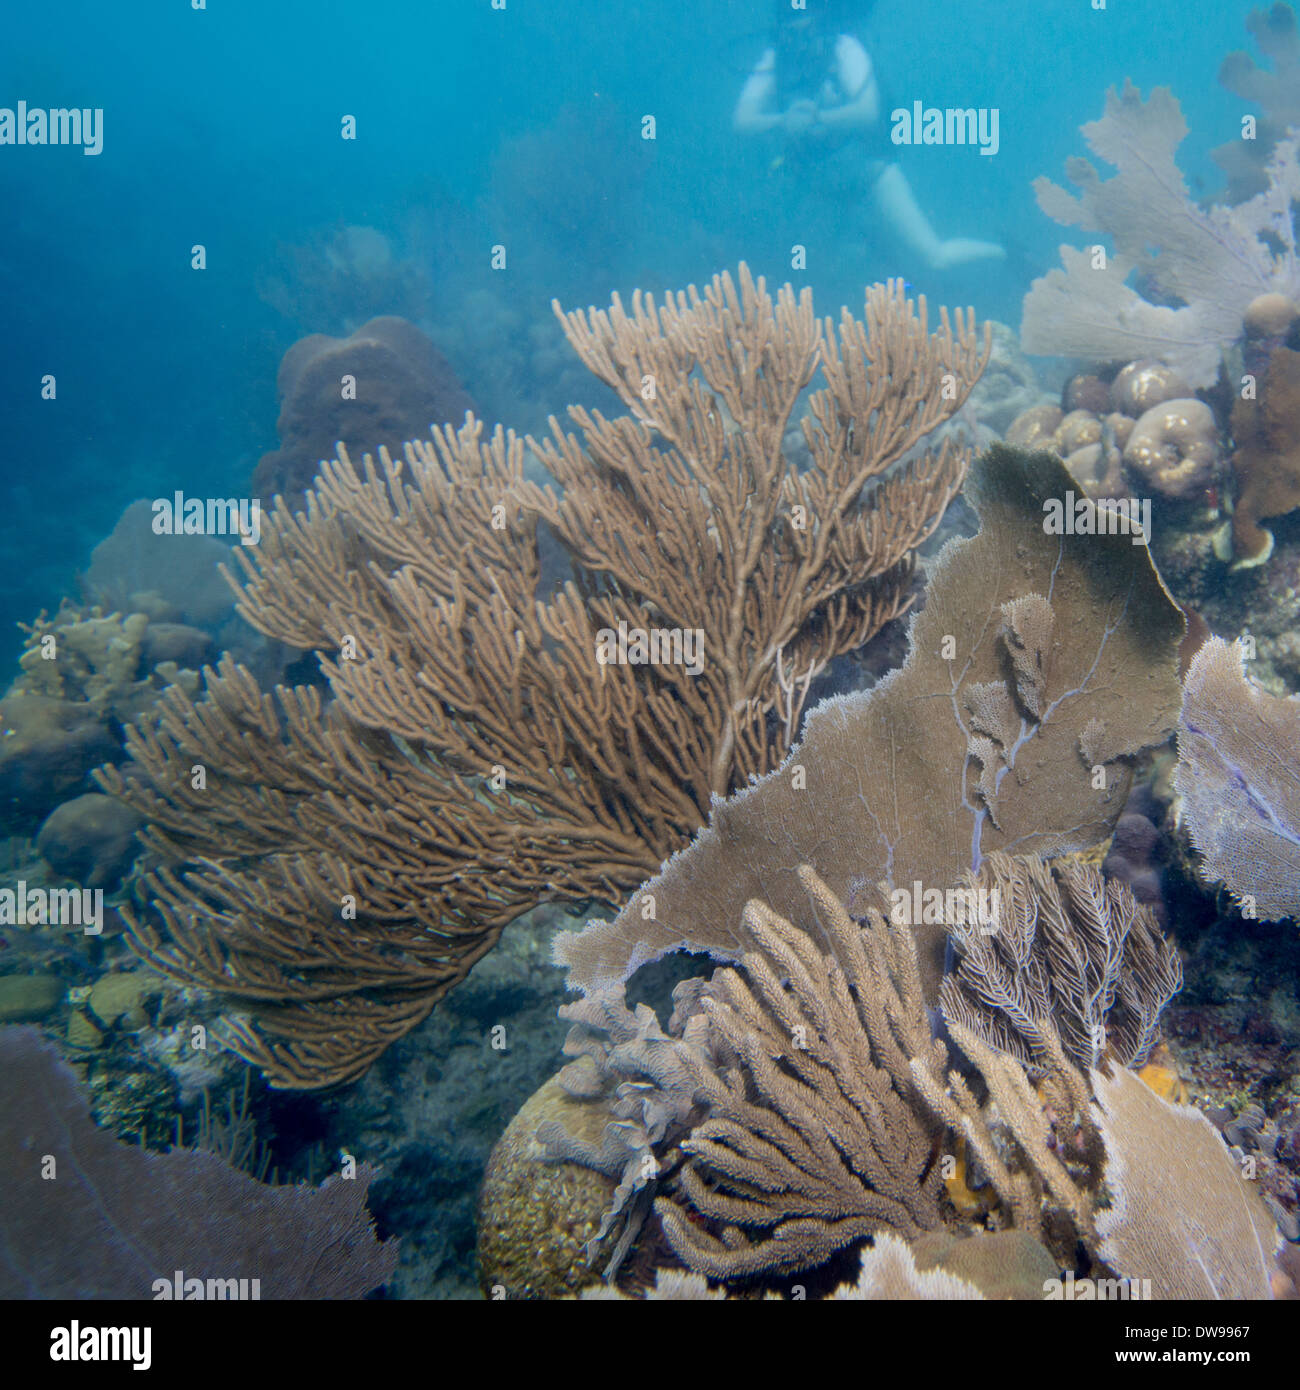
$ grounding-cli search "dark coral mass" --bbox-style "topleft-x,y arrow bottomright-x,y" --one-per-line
253,317 -> 476,506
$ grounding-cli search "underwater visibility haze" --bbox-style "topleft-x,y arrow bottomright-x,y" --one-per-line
3,0 -> 1300,1339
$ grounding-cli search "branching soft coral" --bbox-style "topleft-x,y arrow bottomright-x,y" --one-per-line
1214,2 -> 1300,203
102,267 -> 988,1090
1022,81 -> 1300,387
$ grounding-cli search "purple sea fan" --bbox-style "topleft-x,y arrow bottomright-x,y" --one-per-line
1175,637 -> 1300,922
0,1027 -> 398,1299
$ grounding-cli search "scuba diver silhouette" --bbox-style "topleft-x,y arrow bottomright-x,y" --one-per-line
734,0 -> 1005,272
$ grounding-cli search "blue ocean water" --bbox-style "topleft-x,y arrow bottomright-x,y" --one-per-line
0,0 -> 1265,660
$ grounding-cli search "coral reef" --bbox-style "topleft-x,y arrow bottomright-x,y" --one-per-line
962,321 -> 1052,435
479,427 -> 1294,1300
0,1026 -> 397,1298
0,600 -> 214,837
20,606 -> 208,722
322,897 -> 573,1299
1161,886 -> 1300,1124
491,862 -> 1107,1292
555,444 -> 1185,1000
251,315 -> 476,504
498,851 -> 1279,1297
1210,1100 -> 1300,1241
12,1 -> 1300,1312
909,1017 -> 1101,1262
258,223 -> 437,335
530,983 -> 715,1280
1005,355 -> 1227,565
1111,359 -> 1192,416
1021,81 -> 1300,388
1176,637 -> 1300,921
101,267 -> 989,1089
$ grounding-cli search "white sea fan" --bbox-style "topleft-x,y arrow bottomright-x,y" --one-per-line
1021,81 -> 1300,387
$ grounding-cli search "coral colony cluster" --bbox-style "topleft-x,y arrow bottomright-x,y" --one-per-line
5,6 -> 1300,1305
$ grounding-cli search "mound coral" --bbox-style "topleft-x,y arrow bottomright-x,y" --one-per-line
1005,358 -> 1223,507
252,315 -> 475,504
36,792 -> 141,891
102,267 -> 989,1089
82,498 -> 241,634
1122,399 -> 1221,501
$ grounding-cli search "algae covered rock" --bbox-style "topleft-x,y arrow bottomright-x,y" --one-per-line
910,1229 -> 1058,1300
477,1076 -> 618,1299
0,692 -> 118,834
37,793 -> 142,890
87,970 -> 156,1030
0,974 -> 64,1022
66,1009 -> 104,1050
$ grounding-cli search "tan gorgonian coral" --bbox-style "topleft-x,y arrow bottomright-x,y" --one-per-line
655,865 -> 949,1279
558,861 -> 1106,1284
522,269 -> 988,789
911,1018 -> 1101,1260
578,1235 -> 991,1300
101,266 -> 989,1089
